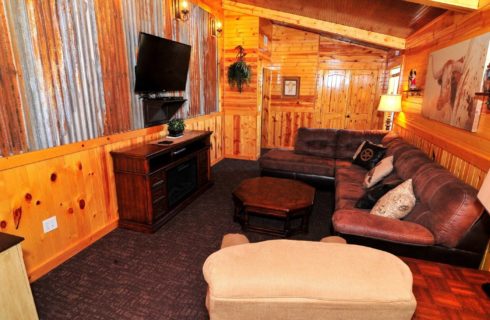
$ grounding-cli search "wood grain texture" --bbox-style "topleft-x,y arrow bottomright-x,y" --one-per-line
0,113 -> 223,281
261,25 -> 387,148
233,0 -> 446,38
223,0 -> 407,49
222,12 -> 261,159
397,7 -> 490,175
0,244 -> 38,319
402,257 -> 490,319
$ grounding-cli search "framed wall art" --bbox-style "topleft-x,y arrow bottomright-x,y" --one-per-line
282,77 -> 300,98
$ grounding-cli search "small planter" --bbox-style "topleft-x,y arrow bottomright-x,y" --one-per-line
167,119 -> 185,137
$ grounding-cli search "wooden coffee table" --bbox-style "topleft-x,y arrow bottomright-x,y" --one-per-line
232,177 -> 315,237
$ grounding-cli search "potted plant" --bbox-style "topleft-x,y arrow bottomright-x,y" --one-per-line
227,45 -> 252,93
167,118 -> 186,137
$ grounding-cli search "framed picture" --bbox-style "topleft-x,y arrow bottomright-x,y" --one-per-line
282,77 -> 300,98
422,32 -> 490,132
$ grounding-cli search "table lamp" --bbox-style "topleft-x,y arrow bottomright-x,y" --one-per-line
477,172 -> 490,298
378,94 -> 402,131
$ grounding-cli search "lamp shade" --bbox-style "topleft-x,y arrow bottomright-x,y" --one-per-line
477,172 -> 490,212
378,94 -> 402,112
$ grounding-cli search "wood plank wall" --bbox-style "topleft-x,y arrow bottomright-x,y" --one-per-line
0,0 -> 224,281
0,112 -> 223,282
394,6 -> 490,184
393,6 -> 490,270
262,25 -> 388,148
223,13 -> 261,159
0,0 -> 220,156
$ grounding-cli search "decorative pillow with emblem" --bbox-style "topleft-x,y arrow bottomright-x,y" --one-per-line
352,141 -> 387,170
363,156 -> 394,188
371,179 -> 416,219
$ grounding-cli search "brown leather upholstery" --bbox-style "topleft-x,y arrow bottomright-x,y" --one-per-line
259,128 -> 488,266
294,128 -> 338,158
259,149 -> 335,177
333,209 -> 435,246
336,129 -> 387,159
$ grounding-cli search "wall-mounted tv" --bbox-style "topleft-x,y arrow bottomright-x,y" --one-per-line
134,32 -> 192,93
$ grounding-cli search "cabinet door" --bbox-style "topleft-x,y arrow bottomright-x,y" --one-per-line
197,149 -> 210,186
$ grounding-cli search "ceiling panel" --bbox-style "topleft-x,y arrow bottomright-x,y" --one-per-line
234,0 -> 446,38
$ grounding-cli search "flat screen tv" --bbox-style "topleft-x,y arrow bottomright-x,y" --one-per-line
134,32 -> 191,93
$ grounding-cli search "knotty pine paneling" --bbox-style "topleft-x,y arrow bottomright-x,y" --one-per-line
0,113 -> 223,281
222,12 -> 261,159
262,25 -> 388,148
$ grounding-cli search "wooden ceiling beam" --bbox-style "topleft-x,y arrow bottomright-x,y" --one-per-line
404,0 -> 479,12
222,0 -> 406,49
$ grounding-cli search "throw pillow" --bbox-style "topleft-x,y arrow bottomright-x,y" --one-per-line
355,182 -> 400,209
352,141 -> 367,160
363,156 -> 394,188
371,179 -> 416,219
352,141 -> 387,170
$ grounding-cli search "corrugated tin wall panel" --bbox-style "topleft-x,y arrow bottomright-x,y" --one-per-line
0,0 -> 218,157
4,0 -> 108,150
121,0 -> 166,129
0,0 -> 28,156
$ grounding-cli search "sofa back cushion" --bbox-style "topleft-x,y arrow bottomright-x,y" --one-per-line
336,130 -> 387,159
404,163 -> 484,247
294,128 -> 338,158
394,149 -> 433,180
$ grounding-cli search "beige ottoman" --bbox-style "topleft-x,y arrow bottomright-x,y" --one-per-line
203,240 -> 416,320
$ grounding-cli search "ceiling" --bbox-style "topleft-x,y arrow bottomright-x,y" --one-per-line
234,0 -> 447,38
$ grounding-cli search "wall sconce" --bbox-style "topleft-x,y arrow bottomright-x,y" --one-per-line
215,20 -> 222,37
210,17 -> 222,37
174,0 -> 190,21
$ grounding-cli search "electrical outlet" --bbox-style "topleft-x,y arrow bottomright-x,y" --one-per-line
42,216 -> 58,233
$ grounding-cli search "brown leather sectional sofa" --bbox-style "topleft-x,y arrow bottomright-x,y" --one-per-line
259,128 -> 490,268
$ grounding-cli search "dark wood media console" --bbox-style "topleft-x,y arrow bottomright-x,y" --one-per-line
111,131 -> 213,233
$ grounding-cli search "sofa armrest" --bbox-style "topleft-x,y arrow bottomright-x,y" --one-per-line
332,209 -> 435,246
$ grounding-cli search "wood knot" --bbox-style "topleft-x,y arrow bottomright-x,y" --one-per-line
36,200 -> 41,205
79,199 -> 86,210
68,208 -> 74,214
50,173 -> 57,182
25,193 -> 32,201
78,162 -> 83,170
0,221 -> 6,229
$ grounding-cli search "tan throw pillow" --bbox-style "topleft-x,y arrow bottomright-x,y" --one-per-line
371,179 -> 416,219
363,156 -> 394,188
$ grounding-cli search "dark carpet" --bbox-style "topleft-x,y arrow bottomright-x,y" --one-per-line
31,159 -> 334,320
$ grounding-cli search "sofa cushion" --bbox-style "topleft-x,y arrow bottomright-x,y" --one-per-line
371,179 -> 416,219
294,128 -> 338,158
203,240 -> 417,320
394,149 -> 433,180
259,149 -> 335,177
333,209 -> 435,246
336,130 -> 387,159
408,164 -> 484,247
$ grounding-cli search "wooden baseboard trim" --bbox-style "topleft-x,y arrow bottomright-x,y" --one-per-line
27,220 -> 118,283
224,154 -> 258,161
